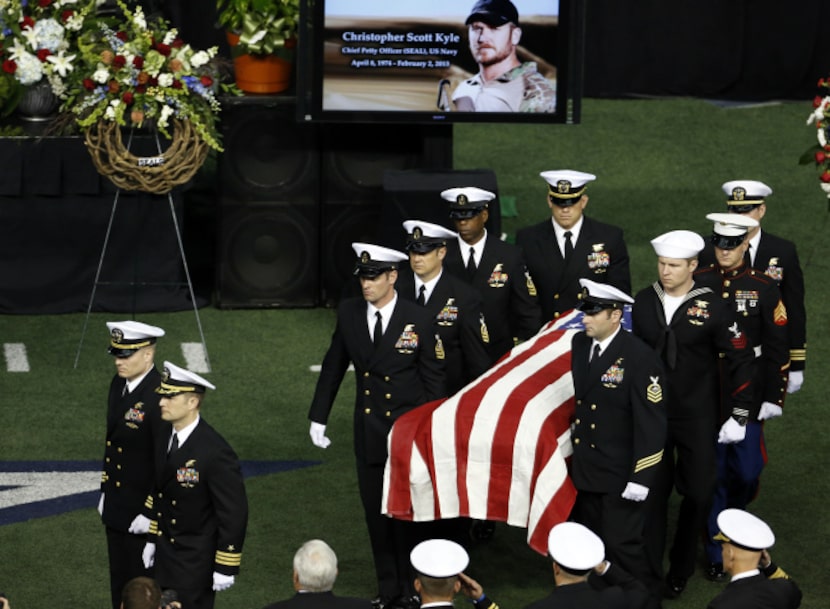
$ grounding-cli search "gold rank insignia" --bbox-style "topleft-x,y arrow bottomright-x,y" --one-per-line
479,313 -> 490,344
434,334 -> 445,360
647,376 -> 663,403
774,299 -> 788,326
525,271 -> 537,296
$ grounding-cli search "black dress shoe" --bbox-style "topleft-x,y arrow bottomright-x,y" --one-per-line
663,575 -> 686,599
706,562 -> 728,582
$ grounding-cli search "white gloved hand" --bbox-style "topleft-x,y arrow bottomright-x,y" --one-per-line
757,401 -> 783,421
309,421 -> 331,448
786,371 -> 803,394
212,572 -> 235,592
621,481 -> 649,502
128,514 -> 151,534
718,417 -> 747,444
142,542 -> 155,569
98,492 -> 105,516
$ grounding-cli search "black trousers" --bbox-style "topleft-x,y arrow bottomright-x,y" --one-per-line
105,526 -> 152,609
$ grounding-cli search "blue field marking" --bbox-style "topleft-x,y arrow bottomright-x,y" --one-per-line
0,460 -> 320,527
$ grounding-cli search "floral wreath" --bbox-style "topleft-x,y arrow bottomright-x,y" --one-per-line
805,77 -> 830,198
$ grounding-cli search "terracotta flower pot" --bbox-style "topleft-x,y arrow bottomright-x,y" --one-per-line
227,32 -> 294,94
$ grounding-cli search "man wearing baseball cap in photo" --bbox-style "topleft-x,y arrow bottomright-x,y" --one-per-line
525,522 -> 647,609
442,186 -> 542,363
516,170 -> 631,324
569,278 -> 666,607
308,243 -> 445,609
409,539 -> 497,609
145,362 -> 248,609
699,180 -> 807,395
708,509 -> 801,608
695,213 -> 790,583
446,0 -> 556,113
632,230 -> 754,599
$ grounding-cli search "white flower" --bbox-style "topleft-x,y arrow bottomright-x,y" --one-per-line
158,104 -> 174,129
104,98 -> 120,119
33,18 -> 66,53
163,29 -> 179,46
819,129 -> 827,148
133,6 -> 146,30
92,67 -> 110,84
821,182 -> 830,196
46,50 -> 76,78
14,52 -> 44,85
191,50 -> 210,68
158,73 -> 174,88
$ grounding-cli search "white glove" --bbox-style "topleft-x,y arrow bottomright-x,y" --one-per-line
212,572 -> 235,591
98,492 -> 105,516
128,514 -> 151,534
786,371 -> 803,394
142,542 -> 155,569
621,481 -> 649,502
309,421 -> 331,448
718,417 -> 747,444
757,401 -> 783,421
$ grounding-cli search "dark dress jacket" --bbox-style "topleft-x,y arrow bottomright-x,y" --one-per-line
101,366 -> 168,531
150,418 -> 248,589
262,591 -> 373,609
445,234 -> 542,361
516,216 -> 631,323
570,329 -> 667,494
397,269 -> 493,396
707,571 -> 802,609
308,295 -> 446,465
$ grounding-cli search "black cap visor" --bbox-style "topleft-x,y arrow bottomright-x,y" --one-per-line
449,208 -> 484,220
353,262 -> 396,278
406,239 -> 445,254
727,202 -> 762,213
710,233 -> 745,250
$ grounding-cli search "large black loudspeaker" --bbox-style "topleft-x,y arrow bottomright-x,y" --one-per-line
217,99 -> 320,308
377,169 -> 502,251
319,124 -> 452,305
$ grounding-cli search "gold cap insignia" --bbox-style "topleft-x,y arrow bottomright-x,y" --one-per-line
457,194 -> 468,206
557,179 -> 572,194
413,226 -> 423,240
161,367 -> 171,382
360,251 -> 370,263
732,187 -> 746,201
111,328 -> 124,343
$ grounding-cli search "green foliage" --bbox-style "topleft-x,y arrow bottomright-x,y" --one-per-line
217,0 -> 300,55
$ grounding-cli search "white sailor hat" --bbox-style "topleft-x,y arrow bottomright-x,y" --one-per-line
722,180 -> 772,212
410,539 -> 470,578
402,220 -> 458,253
156,361 -> 216,395
548,522 -> 605,572
650,230 -> 705,259
443,187 -> 496,218
713,508 -> 775,551
577,278 -> 634,315
706,212 -> 759,250
106,320 -> 165,358
351,242 -> 408,277
540,170 -> 596,205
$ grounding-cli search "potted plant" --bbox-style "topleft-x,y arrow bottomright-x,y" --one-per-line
216,0 -> 300,93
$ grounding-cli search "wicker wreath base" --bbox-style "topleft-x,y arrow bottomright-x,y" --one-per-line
84,118 -> 210,194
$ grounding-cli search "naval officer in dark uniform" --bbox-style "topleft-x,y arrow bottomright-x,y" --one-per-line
570,279 -> 666,608
695,213 -> 790,582
398,220 -> 493,396
144,362 -> 248,609
442,186 -> 542,361
699,180 -> 807,393
100,320 -> 168,609
632,231 -> 755,599
515,170 -> 631,323
308,243 -> 446,609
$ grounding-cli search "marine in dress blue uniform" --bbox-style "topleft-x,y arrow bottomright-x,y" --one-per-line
632,231 -> 755,598
146,362 -> 248,609
515,170 -> 631,323
100,320 -> 168,609
695,214 -> 789,581
442,186 -> 542,361
308,243 -> 446,609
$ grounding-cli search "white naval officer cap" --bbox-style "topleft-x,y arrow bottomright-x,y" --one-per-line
410,539 -> 470,578
156,361 -> 216,395
540,170 -> 596,203
547,522 -> 605,572
650,230 -> 705,259
577,278 -> 634,316
402,220 -> 458,253
351,242 -> 408,277
106,320 -> 165,358
713,508 -> 775,551
706,212 -> 759,250
443,187 -> 496,218
722,180 -> 772,212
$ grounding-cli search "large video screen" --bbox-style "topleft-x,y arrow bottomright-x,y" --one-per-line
298,0 -> 583,124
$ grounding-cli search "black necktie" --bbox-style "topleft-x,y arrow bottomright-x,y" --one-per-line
744,243 -> 752,268
417,285 -> 426,306
122,381 -> 128,397
589,343 -> 601,369
466,246 -> 477,277
373,311 -> 383,348
168,433 -> 179,456
564,231 -> 574,260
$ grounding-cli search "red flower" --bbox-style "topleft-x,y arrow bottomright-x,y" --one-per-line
200,75 -> 213,87
133,56 -> 144,69
116,31 -> 128,42
122,92 -> 134,105
817,151 -> 827,165
155,43 -> 171,57
20,16 -> 35,29
83,78 -> 95,90
172,39 -> 184,49
821,171 -> 830,183
60,10 -> 74,23
172,79 -> 182,89
814,96 -> 823,109
113,55 -> 127,69
135,84 -> 146,94
36,49 -> 51,62
820,78 -> 827,87
38,0 -> 53,7
2,59 -> 16,74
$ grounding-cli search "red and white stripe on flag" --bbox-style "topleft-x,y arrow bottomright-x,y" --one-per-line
382,310 -> 582,555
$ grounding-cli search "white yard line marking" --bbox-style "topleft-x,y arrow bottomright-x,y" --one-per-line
181,343 -> 210,373
4,343 -> 30,372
